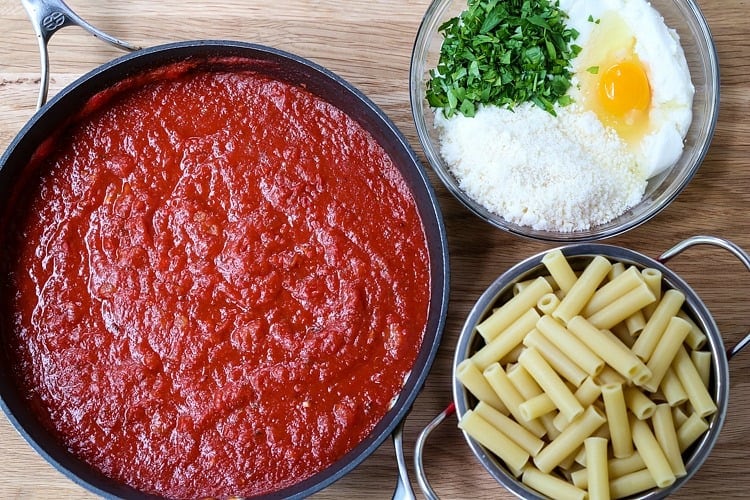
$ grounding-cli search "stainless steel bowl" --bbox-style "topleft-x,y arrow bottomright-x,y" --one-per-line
416,236 -> 750,499
410,0 -> 720,242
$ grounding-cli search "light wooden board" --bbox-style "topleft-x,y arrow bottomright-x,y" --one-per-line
0,0 -> 748,498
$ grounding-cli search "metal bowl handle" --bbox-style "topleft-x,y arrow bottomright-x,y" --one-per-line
659,235 -> 750,360
20,0 -> 141,109
413,403 -> 456,500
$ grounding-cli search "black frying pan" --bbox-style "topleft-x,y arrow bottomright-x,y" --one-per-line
0,1 -> 451,498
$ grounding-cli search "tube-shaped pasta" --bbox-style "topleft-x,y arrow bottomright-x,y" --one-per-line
513,275 -> 557,296
541,414 -> 562,441
456,359 -> 508,413
677,412 -> 709,452
595,366 -> 626,386
631,416 -> 676,488
677,310 -> 708,350
601,383 -> 633,458
653,404 -> 686,477
519,393 -> 557,421
672,406 -> 689,428
690,350 -> 712,388
608,261 -> 625,280
553,256 -> 612,323
575,376 -> 603,407
553,376 -> 604,431
477,277 -> 552,342
506,363 -> 542,398
585,437 -> 610,500
611,322 -> 635,346
500,344 -> 524,365
552,408 -> 572,433
505,462 -> 525,479
559,446 -> 581,471
567,316 -> 651,385
607,265 -> 647,337
570,452 -> 647,489
573,443 -> 589,469
537,293 -> 560,315
506,363 -> 561,439
642,316 -> 691,392
522,466 -> 587,500
474,401 -> 545,457
641,268 -> 663,320
625,310 -> 646,337
536,315 -> 604,377
610,468 -> 658,499
542,249 -> 578,294
570,465 -> 588,488
520,410 -> 554,441
458,409 -> 530,472
523,329 -> 587,386
660,366 -> 688,407
632,289 -> 685,362
609,452 -> 647,479
672,346 -> 717,417
471,308 -> 540,370
582,266 -> 643,317
534,405 -> 606,473
624,386 -> 656,420
585,282 -> 656,331
483,363 -> 547,437
593,417 -> 612,439
519,347 -> 584,423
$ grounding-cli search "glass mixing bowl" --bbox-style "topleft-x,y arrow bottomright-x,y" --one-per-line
410,0 -> 719,242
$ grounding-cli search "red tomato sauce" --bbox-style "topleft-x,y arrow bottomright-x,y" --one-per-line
2,61 -> 430,498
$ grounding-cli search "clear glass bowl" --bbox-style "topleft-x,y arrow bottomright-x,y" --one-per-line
410,0 -> 720,242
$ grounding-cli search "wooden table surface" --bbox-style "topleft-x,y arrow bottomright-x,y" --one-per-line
0,0 -> 748,498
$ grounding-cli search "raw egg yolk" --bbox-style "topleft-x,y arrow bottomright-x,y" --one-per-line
574,11 -> 655,147
598,60 -> 651,118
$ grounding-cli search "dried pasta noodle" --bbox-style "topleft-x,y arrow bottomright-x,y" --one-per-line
456,252 -> 718,499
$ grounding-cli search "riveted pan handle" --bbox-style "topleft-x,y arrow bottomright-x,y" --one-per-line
659,235 -> 750,360
21,0 -> 141,109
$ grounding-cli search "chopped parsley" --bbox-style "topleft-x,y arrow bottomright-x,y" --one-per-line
425,0 -> 581,117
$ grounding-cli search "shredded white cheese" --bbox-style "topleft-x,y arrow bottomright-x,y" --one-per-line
435,102 -> 647,232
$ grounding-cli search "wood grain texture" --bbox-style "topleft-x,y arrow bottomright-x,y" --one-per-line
0,0 -> 748,498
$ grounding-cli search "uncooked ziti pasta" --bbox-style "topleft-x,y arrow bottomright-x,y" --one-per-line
457,250 -> 717,500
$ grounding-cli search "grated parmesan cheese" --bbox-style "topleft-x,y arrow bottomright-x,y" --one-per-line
435,102 -> 648,232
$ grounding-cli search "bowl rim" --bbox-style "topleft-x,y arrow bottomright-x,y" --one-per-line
409,0 -> 721,242
451,242 -> 730,499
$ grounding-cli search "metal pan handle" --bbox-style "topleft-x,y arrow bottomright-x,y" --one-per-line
392,419 -> 416,500
659,235 -> 750,360
413,403 -> 456,500
20,0 -> 141,109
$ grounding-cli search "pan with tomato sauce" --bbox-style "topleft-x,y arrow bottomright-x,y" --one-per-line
0,53 -> 435,498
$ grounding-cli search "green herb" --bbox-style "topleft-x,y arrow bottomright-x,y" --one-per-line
586,66 -> 599,74
426,0 -> 581,117
587,14 -> 601,24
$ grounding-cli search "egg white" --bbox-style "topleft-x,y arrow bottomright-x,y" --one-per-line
559,0 -> 694,178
